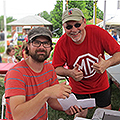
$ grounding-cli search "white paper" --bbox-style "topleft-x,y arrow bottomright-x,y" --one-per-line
74,117 -> 90,120
57,93 -> 96,111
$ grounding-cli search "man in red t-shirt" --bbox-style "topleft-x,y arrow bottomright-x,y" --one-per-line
52,8 -> 120,117
4,27 -> 81,120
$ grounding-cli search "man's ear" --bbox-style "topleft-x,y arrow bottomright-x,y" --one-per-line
83,18 -> 86,24
27,44 -> 29,50
63,23 -> 66,30
83,18 -> 86,27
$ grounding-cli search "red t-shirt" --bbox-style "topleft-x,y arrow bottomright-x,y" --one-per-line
5,60 -> 58,120
52,25 -> 120,94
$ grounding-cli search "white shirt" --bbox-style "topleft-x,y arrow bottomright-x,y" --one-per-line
13,32 -> 18,45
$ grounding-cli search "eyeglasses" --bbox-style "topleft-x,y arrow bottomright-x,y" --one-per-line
32,40 -> 52,48
66,22 -> 83,30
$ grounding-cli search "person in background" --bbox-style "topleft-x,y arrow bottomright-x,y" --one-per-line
0,29 -> 5,41
52,8 -> 120,118
12,30 -> 18,45
7,40 -> 10,47
19,40 -> 28,61
6,46 -> 18,63
24,33 -> 28,42
0,54 -> 2,63
4,27 -> 82,120
112,30 -> 119,42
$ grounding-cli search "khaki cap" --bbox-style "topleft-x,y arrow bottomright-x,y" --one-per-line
62,8 -> 84,24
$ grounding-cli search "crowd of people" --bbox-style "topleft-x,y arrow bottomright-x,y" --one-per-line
1,7 -> 120,120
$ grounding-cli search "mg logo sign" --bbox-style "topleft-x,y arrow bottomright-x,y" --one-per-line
73,53 -> 98,78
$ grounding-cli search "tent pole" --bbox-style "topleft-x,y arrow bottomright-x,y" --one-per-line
3,0 -> 7,52
103,0 -> 106,29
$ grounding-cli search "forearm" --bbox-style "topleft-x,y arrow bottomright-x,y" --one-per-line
55,66 -> 71,77
11,82 -> 72,120
11,89 -> 50,120
55,66 -> 83,81
47,98 -> 63,111
106,52 -> 120,68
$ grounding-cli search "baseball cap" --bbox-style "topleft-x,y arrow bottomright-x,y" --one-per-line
62,8 -> 84,24
28,27 -> 52,42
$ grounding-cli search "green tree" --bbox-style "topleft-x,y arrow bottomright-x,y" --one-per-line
50,0 -> 63,37
38,11 -> 51,22
97,9 -> 103,20
0,16 -> 4,30
68,1 -> 103,21
48,0 -> 103,37
37,1 -> 103,37
0,15 -> 16,31
68,1 -> 91,20
7,16 -> 16,31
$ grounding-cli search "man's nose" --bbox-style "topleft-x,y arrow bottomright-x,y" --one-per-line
71,25 -> 78,31
38,43 -> 45,48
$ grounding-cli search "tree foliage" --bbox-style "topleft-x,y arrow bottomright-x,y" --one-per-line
40,0 -> 103,37
0,16 -> 16,31
38,11 -> 51,22
50,1 -> 63,37
41,1 -> 63,37
0,1 -> 103,37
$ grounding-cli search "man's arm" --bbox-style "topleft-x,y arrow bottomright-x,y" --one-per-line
55,64 -> 83,81
48,98 -> 82,116
93,52 -> 120,74
10,82 -> 72,120
108,52 -> 120,66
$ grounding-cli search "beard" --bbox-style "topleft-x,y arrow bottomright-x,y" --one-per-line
71,34 -> 82,42
29,48 -> 50,63
67,30 -> 82,43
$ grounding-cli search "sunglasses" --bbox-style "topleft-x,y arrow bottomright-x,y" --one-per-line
65,23 -> 82,30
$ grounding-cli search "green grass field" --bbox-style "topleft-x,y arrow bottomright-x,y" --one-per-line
0,77 -> 120,120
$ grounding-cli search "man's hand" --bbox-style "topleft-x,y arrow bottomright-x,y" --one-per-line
65,105 -> 87,118
93,54 -> 107,74
45,82 -> 72,99
70,64 -> 83,81
74,107 -> 88,118
65,105 -> 80,115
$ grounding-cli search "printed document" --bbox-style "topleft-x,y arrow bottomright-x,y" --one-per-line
58,93 -> 96,111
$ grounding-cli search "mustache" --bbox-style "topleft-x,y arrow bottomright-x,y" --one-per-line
70,30 -> 81,35
35,49 -> 46,53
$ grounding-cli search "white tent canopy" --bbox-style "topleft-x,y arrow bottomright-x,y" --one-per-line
106,15 -> 120,25
97,8 -> 120,29
97,15 -> 120,28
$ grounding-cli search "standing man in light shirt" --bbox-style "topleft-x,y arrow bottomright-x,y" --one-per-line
12,30 -> 18,45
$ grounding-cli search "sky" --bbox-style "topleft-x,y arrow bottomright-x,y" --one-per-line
97,0 -> 119,19
0,0 -> 119,20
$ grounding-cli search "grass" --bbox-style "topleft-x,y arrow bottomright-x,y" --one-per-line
0,77 -> 120,120
0,41 -> 5,53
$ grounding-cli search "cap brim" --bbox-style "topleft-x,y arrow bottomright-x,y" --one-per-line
29,34 -> 52,41
62,16 -> 83,24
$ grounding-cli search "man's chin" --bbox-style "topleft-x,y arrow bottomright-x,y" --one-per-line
72,38 -> 81,42
71,35 -> 82,43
